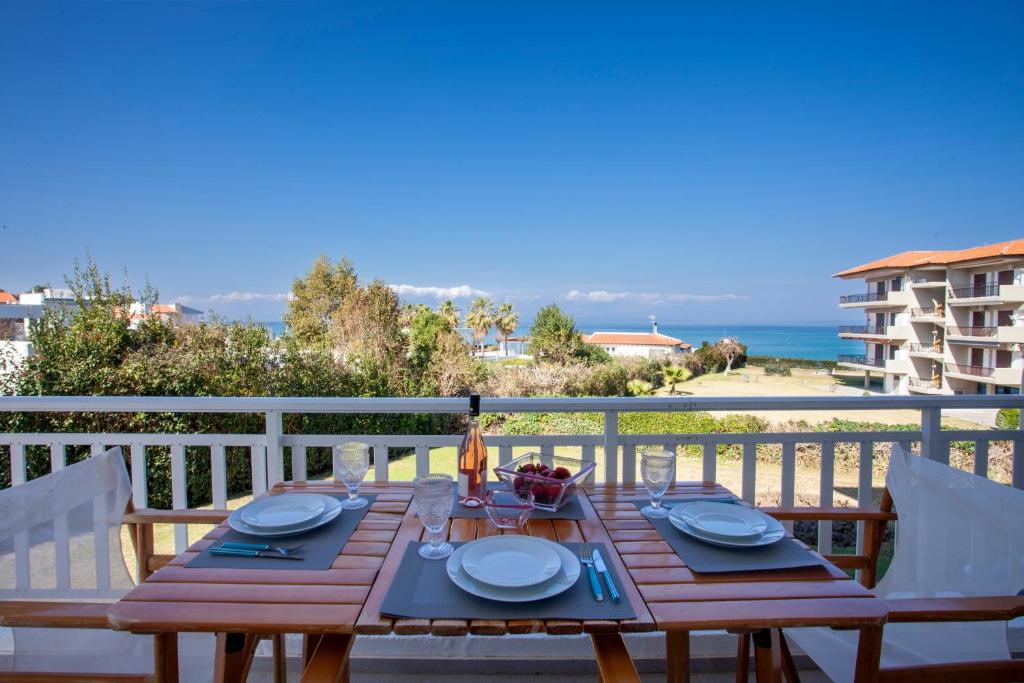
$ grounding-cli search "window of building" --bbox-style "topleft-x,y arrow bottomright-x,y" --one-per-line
996,350 -> 1012,368
998,270 -> 1014,286
891,276 -> 903,292
889,346 -> 897,360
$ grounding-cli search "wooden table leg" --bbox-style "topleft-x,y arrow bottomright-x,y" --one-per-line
752,629 -> 783,683
591,633 -> 640,683
853,625 -> 883,683
303,634 -> 325,667
666,629 -> 690,683
777,630 -> 801,683
736,632 -> 750,683
214,632 -> 259,683
272,633 -> 287,683
153,633 -> 178,683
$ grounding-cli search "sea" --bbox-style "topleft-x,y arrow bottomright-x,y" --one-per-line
258,321 -> 859,362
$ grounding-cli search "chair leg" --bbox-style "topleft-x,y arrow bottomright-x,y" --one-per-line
272,634 -> 287,683
736,632 -> 750,683
853,625 -> 883,683
777,630 -> 801,683
666,629 -> 690,683
214,632 -> 259,683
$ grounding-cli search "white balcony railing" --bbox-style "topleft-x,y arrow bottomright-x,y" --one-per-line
1,395 -> 1023,561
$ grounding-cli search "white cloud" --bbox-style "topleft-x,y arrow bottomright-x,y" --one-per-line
174,291 -> 293,304
565,289 -> 746,304
389,284 -> 489,299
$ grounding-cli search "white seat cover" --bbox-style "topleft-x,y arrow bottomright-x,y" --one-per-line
788,445 -> 1024,682
0,447 -> 213,679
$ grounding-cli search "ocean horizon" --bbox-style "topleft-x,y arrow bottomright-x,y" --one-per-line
258,321 -> 859,362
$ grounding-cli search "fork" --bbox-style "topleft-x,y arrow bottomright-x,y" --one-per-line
579,542 -> 604,602
220,542 -> 304,556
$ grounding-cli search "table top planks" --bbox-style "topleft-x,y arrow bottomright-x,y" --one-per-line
588,482 -> 887,632
108,481 -> 411,635
355,484 -> 656,637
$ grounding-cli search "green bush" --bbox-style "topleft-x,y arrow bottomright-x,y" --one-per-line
997,408 -> 1020,429
763,362 -> 792,376
747,356 -> 837,370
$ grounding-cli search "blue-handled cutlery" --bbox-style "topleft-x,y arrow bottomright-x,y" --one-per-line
219,542 -> 304,556
591,547 -> 620,603
579,542 -> 604,602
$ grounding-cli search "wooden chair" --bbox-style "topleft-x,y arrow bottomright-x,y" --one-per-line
0,446 -> 348,683
737,445 -> 1024,682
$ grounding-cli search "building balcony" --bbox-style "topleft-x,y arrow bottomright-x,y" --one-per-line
908,307 -> 944,323
838,289 -> 913,309
997,326 -> 1024,344
907,377 -> 948,395
906,343 -> 943,358
909,278 -> 948,290
838,324 -> 887,338
837,354 -> 886,370
948,283 -> 1024,306
944,363 -> 1023,386
946,326 -> 998,341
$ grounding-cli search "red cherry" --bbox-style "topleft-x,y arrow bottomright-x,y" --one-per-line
555,467 -> 571,479
547,484 -> 562,501
529,483 -> 546,500
522,463 -> 536,473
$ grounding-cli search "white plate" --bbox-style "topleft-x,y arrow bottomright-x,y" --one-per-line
460,536 -> 562,588
229,494 -> 341,537
674,502 -> 768,539
669,509 -> 785,548
240,494 -> 327,530
446,540 -> 581,603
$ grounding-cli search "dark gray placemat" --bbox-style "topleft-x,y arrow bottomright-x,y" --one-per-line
442,482 -> 587,521
186,494 -> 376,571
631,500 -> 827,574
380,542 -> 636,620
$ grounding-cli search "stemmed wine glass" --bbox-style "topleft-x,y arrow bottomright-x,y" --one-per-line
334,442 -> 370,509
640,449 -> 676,518
414,473 -> 455,560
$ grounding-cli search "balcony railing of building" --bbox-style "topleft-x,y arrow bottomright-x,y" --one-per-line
907,343 -> 943,354
837,325 -> 888,335
837,354 -> 886,367
950,283 -> 1000,298
839,291 -> 887,305
2,394 -> 1023,561
909,307 -> 943,318
944,363 -> 995,378
908,377 -> 941,390
947,326 -> 998,338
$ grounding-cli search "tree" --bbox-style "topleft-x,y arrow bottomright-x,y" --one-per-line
284,255 -> 357,349
663,365 -> 692,394
465,297 -> 494,353
437,300 -> 460,330
717,338 -> 746,374
528,304 -> 584,364
331,280 -> 405,387
493,303 -> 519,355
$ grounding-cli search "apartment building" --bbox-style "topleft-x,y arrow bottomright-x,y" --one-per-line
835,238 -> 1024,395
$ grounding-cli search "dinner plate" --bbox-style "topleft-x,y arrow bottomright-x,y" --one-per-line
460,536 -> 562,588
669,508 -> 785,548
229,494 -> 341,537
674,501 -> 768,539
240,494 -> 327,530
446,540 -> 581,603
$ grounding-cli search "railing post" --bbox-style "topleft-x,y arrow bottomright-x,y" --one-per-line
920,406 -> 943,462
603,410 -> 618,484
1015,411 -> 1024,490
265,410 -> 284,485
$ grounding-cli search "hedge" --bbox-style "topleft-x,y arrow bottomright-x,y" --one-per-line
747,356 -> 837,370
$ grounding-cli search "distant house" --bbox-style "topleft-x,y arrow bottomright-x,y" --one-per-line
0,291 -> 17,305
127,302 -> 204,328
582,326 -> 692,359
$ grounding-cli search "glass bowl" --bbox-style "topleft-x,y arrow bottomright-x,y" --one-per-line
482,489 -> 534,529
494,452 -> 596,512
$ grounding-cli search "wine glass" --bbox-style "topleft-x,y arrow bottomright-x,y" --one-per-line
640,449 -> 676,518
414,473 -> 455,560
334,442 -> 370,509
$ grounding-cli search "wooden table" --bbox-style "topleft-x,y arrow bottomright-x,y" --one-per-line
590,482 -> 887,683
356,484 -> 655,682
108,481 -> 413,683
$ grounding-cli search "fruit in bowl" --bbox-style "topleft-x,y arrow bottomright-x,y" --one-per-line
494,453 -> 596,511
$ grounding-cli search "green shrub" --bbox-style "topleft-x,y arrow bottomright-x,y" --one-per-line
763,362 -> 792,376
997,408 -> 1020,429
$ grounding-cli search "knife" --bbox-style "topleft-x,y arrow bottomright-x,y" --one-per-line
209,547 -> 303,560
591,548 -> 620,603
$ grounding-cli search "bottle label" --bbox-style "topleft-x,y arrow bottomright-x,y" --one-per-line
458,472 -> 469,497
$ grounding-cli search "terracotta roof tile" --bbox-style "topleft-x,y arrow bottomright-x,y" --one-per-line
834,238 -> 1024,278
0,292 -> 17,304
582,332 -> 691,348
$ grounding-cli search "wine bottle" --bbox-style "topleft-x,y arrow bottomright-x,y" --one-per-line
458,393 -> 487,507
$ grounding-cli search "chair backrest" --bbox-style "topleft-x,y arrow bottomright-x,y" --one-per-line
0,446 -> 134,600
877,445 -> 1024,600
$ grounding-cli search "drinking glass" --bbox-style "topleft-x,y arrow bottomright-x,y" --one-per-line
414,473 -> 455,560
334,442 -> 370,509
640,449 -> 676,518
483,488 -> 534,529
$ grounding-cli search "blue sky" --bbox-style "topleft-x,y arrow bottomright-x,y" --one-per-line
1,1 -> 1022,325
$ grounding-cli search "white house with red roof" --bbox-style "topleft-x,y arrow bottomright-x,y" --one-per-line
582,322 -> 692,359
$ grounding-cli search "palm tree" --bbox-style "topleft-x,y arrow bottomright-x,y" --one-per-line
627,379 -> 654,397
663,365 -> 692,394
465,297 -> 493,354
437,300 -> 460,329
493,303 -> 519,356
